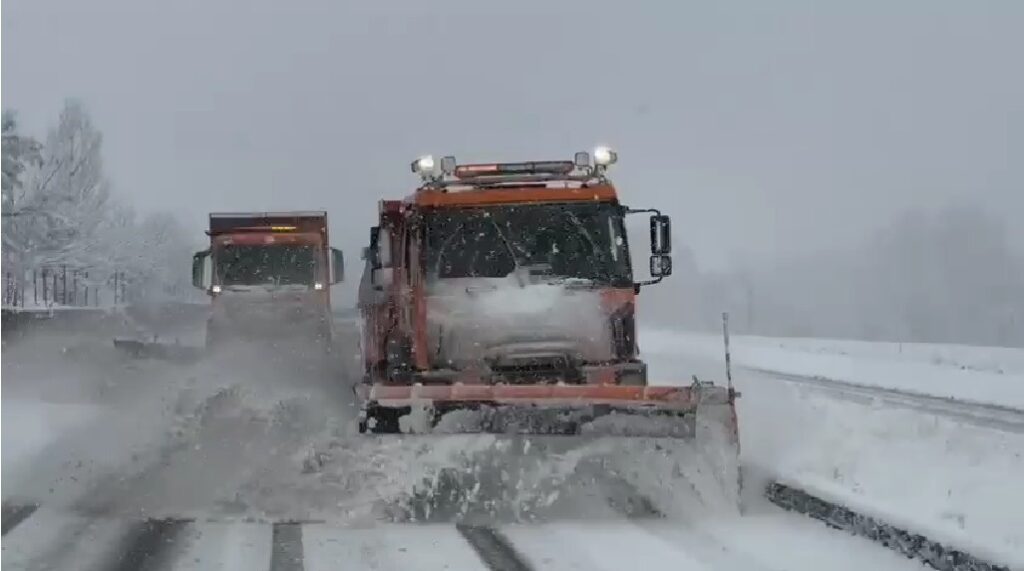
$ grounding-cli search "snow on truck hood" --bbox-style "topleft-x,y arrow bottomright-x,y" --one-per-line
426,277 -> 614,367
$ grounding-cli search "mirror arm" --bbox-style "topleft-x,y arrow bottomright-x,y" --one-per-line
632,277 -> 664,290
626,207 -> 663,216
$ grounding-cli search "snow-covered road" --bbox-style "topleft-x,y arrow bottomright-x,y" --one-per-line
2,328 -> 1015,569
2,505 -> 925,570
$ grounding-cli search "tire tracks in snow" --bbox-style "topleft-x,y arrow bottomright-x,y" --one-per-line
270,522 -> 305,571
101,518 -> 190,571
457,524 -> 535,571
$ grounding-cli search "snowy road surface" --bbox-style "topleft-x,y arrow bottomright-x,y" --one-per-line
1,507 -> 925,570
1,327 -> 1015,569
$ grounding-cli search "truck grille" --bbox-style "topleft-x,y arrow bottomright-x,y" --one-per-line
488,355 -> 584,384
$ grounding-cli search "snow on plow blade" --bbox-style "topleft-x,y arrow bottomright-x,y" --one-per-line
356,381 -> 743,521
358,382 -> 735,438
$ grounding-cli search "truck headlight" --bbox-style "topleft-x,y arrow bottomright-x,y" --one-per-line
593,146 -> 618,166
314,282 -> 324,291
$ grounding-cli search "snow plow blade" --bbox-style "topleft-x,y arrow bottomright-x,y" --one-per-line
357,381 -> 738,439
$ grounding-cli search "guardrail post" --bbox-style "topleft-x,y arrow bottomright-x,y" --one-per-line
722,311 -> 733,390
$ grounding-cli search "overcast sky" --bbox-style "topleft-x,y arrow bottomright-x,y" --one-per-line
4,0 -> 1023,275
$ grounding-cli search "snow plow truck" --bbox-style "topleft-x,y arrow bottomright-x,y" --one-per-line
191,211 -> 344,350
355,149 -> 740,453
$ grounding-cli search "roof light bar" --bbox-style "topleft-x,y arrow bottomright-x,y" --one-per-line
411,147 -> 618,187
454,161 -> 575,178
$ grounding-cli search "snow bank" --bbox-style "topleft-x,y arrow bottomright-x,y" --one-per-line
643,328 -> 1024,567
643,329 -> 1024,408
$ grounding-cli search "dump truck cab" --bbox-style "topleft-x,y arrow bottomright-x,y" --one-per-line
192,211 -> 344,348
358,149 -> 673,388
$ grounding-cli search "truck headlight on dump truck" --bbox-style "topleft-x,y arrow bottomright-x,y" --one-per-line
593,146 -> 618,166
211,284 -> 222,294
314,282 -> 324,291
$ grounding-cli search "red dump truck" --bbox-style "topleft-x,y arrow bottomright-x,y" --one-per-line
191,211 -> 344,349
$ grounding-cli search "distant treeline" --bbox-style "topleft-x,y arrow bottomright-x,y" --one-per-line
641,205 -> 1024,348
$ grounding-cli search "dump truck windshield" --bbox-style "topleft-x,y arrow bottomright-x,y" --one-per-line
424,202 -> 632,285
217,244 -> 316,285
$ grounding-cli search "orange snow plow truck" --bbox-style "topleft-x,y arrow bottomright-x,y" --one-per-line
356,149 -> 739,444
191,211 -> 344,350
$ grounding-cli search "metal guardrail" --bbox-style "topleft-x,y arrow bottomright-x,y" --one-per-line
3,268 -> 132,308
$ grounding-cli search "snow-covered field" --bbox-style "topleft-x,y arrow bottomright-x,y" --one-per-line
641,328 -> 1024,568
642,329 -> 1024,408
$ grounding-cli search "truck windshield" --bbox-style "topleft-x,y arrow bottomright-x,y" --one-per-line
217,244 -> 316,286
424,202 -> 632,285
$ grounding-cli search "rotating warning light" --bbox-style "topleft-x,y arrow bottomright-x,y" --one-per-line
593,146 -> 618,166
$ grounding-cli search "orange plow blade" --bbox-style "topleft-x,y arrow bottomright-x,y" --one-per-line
356,382 -> 734,438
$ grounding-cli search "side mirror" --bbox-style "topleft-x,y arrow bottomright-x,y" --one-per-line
191,250 -> 210,289
366,225 -> 385,269
650,254 -> 672,278
650,214 -> 671,254
330,248 -> 345,284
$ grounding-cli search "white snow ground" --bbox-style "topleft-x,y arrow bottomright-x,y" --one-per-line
643,328 -> 1024,408
641,328 -> 1024,568
0,330 -> 932,570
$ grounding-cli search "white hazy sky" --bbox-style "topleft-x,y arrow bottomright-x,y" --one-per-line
4,0 -> 1022,272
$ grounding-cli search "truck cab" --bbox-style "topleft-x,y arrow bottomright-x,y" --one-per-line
358,149 -> 672,387
192,211 -> 344,348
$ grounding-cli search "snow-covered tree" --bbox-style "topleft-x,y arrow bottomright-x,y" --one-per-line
4,100 -> 112,275
2,111 -> 42,204
34,100 -> 111,269
2,111 -> 44,272
3,100 -> 200,305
